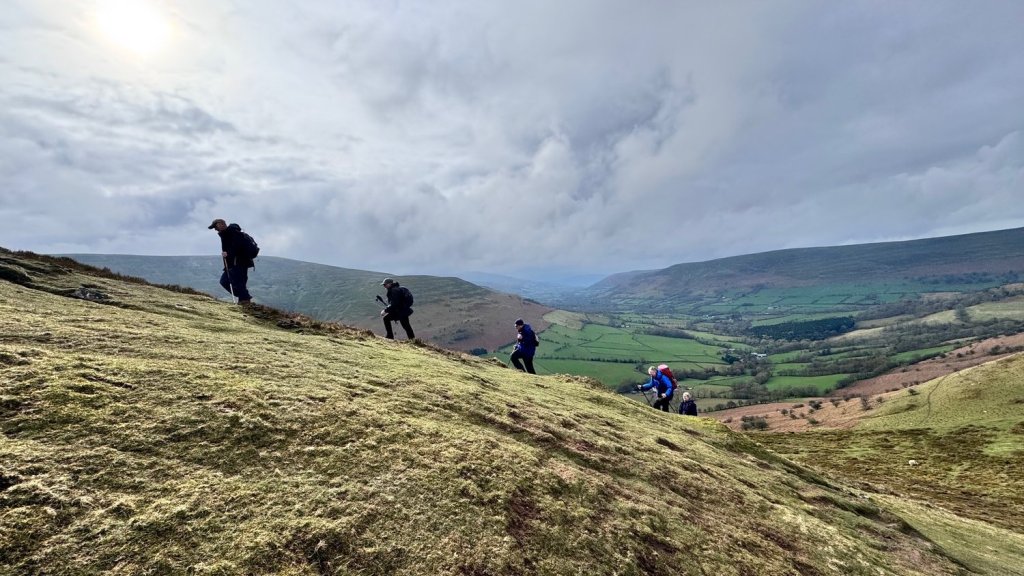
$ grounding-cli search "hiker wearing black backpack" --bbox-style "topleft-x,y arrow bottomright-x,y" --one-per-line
380,278 -> 415,340
637,366 -> 674,412
510,318 -> 538,374
208,218 -> 258,304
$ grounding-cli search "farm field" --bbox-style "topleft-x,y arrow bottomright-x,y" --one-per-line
828,326 -> 885,342
763,374 -> 850,394
534,359 -> 644,387
890,344 -> 957,363
502,280 -> 1024,413
493,321 -> 731,388
968,296 -> 1024,321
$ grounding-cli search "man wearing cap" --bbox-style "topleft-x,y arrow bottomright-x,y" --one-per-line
510,318 -> 538,374
209,218 -> 253,304
380,278 -> 415,339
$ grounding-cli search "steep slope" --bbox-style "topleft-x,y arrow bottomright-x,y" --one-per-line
62,254 -> 552,352
0,249 -> 966,575
586,226 -> 1024,303
757,355 -> 1024,575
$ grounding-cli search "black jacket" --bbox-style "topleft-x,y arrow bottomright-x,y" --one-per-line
678,399 -> 698,416
219,223 -> 253,269
385,283 -> 414,317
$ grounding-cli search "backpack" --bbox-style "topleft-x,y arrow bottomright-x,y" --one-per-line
532,332 -> 540,347
400,286 -> 413,307
239,232 -> 260,260
657,364 -> 678,388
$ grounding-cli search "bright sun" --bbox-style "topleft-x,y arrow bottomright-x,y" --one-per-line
96,0 -> 172,56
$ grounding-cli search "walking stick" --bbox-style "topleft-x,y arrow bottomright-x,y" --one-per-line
223,256 -> 237,304
637,386 -> 653,406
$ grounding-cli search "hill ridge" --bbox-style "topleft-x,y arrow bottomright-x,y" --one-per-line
59,252 -> 553,352
588,226 -> 1024,302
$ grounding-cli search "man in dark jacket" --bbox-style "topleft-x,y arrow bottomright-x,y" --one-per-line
209,218 -> 253,304
380,278 -> 415,339
510,318 -> 537,374
637,366 -> 674,412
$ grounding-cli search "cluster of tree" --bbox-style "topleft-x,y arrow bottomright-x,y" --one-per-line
740,415 -> 769,431
912,271 -> 1022,286
637,327 -> 694,339
748,316 -> 856,341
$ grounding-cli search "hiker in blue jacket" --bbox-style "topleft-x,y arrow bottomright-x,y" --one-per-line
209,218 -> 253,304
510,318 -> 537,374
637,366 -> 674,411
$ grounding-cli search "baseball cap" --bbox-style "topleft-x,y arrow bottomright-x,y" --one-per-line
207,218 -> 226,229
381,278 -> 395,286
514,318 -> 524,325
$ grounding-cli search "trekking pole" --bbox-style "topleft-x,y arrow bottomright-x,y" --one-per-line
636,386 -> 653,406
223,256 -> 237,304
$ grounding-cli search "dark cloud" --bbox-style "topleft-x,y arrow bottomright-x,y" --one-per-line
0,0 -> 1022,279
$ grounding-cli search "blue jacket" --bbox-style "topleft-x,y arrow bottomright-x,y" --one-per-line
514,324 -> 537,356
640,371 -> 674,397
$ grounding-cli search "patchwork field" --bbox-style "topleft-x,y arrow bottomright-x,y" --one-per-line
492,321 -> 730,388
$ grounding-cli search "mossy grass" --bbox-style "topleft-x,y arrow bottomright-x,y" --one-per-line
1,250 -> 966,575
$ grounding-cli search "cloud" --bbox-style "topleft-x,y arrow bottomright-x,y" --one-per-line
1,0 -> 1022,279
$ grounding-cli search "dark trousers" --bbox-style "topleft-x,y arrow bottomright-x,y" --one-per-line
219,266 -> 251,301
510,349 -> 536,374
653,394 -> 673,412
383,313 -> 415,339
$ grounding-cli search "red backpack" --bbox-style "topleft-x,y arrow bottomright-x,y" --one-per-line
657,364 -> 678,388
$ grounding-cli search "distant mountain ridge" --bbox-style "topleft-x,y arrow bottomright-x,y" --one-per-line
63,254 -> 551,352
586,226 -> 1024,301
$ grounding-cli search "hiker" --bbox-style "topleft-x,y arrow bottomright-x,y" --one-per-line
678,391 -> 698,416
510,318 -> 538,374
209,218 -> 255,304
637,366 -> 674,412
380,278 -> 415,339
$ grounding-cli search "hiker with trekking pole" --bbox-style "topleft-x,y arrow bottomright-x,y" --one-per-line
636,365 -> 674,412
378,278 -> 415,340
209,218 -> 258,305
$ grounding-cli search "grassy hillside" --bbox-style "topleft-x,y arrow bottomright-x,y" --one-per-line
756,355 -> 1024,575
582,226 -> 1024,309
0,248 -> 970,575
62,254 -> 552,352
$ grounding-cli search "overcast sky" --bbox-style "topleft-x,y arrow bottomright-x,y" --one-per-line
1,1 -> 1022,281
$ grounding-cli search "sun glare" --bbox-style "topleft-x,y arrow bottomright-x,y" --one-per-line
96,0 -> 172,56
